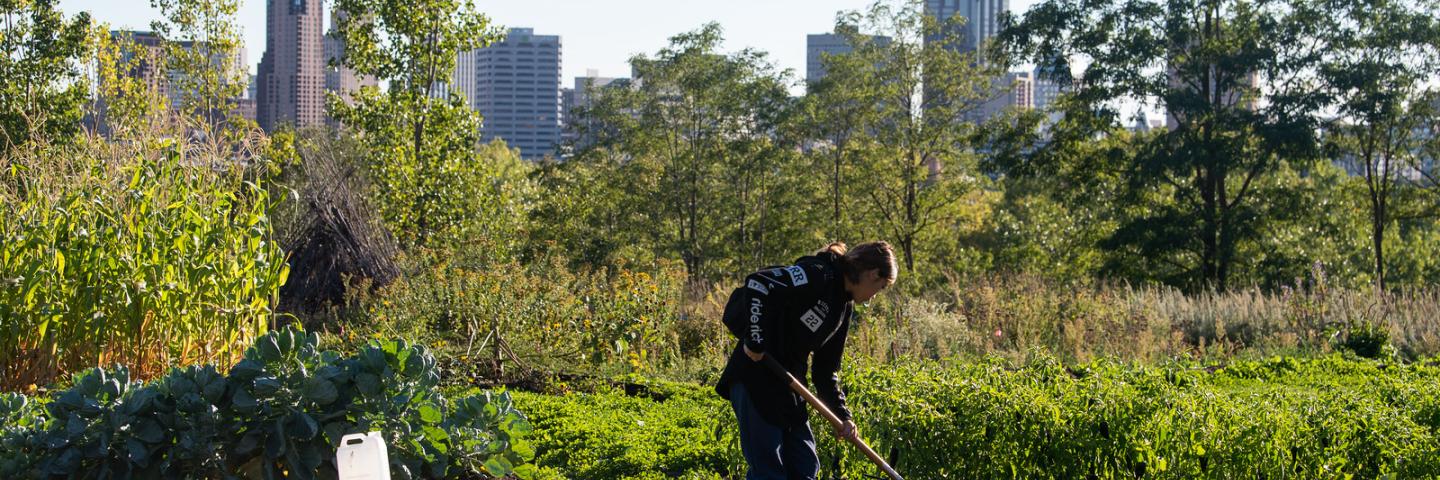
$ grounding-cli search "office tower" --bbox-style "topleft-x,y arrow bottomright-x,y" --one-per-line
805,32 -> 893,85
925,0 -> 1008,54
472,28 -> 563,160
571,73 -> 622,112
108,31 -> 170,101
1033,67 -> 1062,111
924,0 -> 1021,124
97,30 -> 249,130
450,49 -> 481,107
323,9 -> 377,106
1012,71 -> 1034,109
1164,61 -> 1259,130
256,0 -> 324,132
561,73 -> 627,147
560,87 -> 575,121
970,71 -> 1034,122
807,33 -> 849,84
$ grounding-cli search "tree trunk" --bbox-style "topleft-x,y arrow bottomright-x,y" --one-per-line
1373,206 -> 1386,290
1216,170 -> 1232,291
1364,123 -> 1387,291
833,143 -> 843,230
902,153 -> 919,273
414,104 -> 429,242
1200,166 -> 1220,289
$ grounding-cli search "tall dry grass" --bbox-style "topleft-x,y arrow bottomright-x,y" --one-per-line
848,268 -> 1440,364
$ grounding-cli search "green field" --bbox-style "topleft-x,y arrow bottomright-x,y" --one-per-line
508,354 -> 1440,479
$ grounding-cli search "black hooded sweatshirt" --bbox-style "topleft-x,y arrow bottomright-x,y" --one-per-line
715,251 -> 853,428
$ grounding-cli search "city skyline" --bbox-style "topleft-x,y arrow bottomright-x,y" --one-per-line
59,0 -> 1041,95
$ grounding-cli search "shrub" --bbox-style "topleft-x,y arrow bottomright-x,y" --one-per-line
1342,321 -> 1392,360
366,258 -> 692,376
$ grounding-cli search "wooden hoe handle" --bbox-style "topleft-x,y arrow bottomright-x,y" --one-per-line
762,356 -> 903,480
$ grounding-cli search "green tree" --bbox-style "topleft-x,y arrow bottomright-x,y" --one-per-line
797,23 -> 886,238
1243,159 -> 1373,288
1001,0 -> 1327,290
556,23 -> 812,279
149,0 -> 251,138
1316,0 -> 1440,290
820,0 -> 1004,277
0,0 -> 91,151
329,0 -> 505,249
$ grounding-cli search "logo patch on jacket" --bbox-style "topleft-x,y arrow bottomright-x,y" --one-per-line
747,279 -> 769,294
786,266 -> 808,286
800,308 -> 823,332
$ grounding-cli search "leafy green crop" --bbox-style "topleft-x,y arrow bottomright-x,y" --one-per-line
825,354 -> 1440,479
0,327 -> 545,479
512,380 -> 742,480
505,354 -> 1440,479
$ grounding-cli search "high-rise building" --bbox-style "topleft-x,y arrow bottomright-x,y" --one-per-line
560,88 -> 575,122
571,73 -> 622,112
239,72 -> 258,122
96,30 -> 249,131
450,49 -> 481,107
926,0 -> 1008,54
925,0 -> 1018,124
323,9 -> 376,107
561,73 -> 627,148
108,31 -> 170,100
806,32 -> 893,85
1164,61 -> 1259,130
472,28 -> 563,160
807,34 -> 849,84
257,0 -> 324,132
969,71 -> 1034,122
1032,65 -> 1067,128
1033,67 -> 1063,112
106,31 -> 249,108
1012,71 -> 1034,110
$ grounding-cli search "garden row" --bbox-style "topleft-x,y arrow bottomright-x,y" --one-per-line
0,327 -> 553,479
513,353 -> 1440,479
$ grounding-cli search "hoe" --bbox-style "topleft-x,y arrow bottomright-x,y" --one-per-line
762,356 -> 904,480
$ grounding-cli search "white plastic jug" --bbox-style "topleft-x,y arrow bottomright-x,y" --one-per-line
336,432 -> 391,480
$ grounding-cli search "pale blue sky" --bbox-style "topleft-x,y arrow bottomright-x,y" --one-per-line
60,0 -> 1040,89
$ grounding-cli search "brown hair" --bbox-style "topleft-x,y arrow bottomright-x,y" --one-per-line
818,241 -> 898,284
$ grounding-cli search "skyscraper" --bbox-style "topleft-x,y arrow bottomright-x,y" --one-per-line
970,71 -> 1034,122
95,31 -> 250,132
1011,71 -> 1034,110
1032,66 -> 1067,128
1033,66 -> 1063,113
806,34 -> 849,84
805,32 -> 892,85
472,28 -> 563,160
560,87 -> 575,123
256,0 -> 324,132
571,73 -> 623,113
450,49 -> 481,107
925,0 -> 1020,124
107,31 -> 170,104
926,0 -> 1008,54
323,9 -> 376,107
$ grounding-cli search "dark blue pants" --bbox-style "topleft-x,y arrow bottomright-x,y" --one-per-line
729,383 -> 819,480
